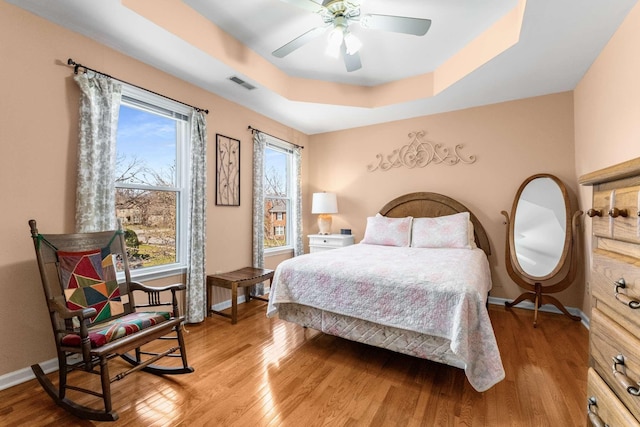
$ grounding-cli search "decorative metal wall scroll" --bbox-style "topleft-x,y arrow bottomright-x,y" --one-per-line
367,130 -> 476,172
215,134 -> 240,206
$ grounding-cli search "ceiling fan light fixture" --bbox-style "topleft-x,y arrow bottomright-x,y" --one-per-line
325,26 -> 344,58
344,32 -> 362,55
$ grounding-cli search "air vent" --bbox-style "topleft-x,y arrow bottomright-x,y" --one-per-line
228,76 -> 256,91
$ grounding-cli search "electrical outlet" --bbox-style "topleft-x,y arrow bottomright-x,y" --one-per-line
586,281 -> 590,294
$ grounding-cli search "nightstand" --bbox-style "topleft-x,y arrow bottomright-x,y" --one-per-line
308,234 -> 355,253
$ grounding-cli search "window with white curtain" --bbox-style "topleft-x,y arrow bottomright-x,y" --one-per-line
115,85 -> 191,277
263,138 -> 296,253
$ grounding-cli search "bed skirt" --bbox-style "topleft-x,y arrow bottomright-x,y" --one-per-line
278,303 -> 465,370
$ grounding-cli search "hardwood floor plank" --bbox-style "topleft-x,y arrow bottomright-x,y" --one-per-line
0,303 -> 588,426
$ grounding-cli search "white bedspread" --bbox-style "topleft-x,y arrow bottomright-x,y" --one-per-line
267,244 -> 505,392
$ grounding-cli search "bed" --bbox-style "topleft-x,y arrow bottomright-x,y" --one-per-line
266,192 -> 505,392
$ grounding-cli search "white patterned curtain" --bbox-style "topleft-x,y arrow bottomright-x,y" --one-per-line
252,132 -> 266,276
185,111 -> 208,323
252,132 -> 302,294
292,147 -> 304,256
74,72 -> 122,232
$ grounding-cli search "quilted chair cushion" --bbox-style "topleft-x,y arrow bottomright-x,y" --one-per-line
61,311 -> 171,348
57,248 -> 124,324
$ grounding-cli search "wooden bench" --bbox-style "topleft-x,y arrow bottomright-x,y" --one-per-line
207,267 -> 274,324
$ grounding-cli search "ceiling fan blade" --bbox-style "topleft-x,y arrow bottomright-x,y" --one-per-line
362,14 -> 432,36
273,26 -> 328,58
279,0 -> 325,13
342,45 -> 362,72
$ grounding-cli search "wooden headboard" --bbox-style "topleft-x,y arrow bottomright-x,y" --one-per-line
378,192 -> 491,256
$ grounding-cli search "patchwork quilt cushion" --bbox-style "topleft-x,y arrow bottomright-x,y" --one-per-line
61,311 -> 171,348
57,248 -> 124,324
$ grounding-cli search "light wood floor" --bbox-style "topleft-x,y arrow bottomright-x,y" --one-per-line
0,303 -> 589,426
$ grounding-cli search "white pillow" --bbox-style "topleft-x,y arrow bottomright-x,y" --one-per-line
411,212 -> 472,249
361,215 -> 413,247
468,219 -> 477,249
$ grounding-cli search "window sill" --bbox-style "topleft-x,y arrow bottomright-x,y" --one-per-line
118,264 -> 187,283
265,247 -> 294,257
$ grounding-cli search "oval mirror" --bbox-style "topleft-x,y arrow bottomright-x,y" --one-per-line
502,173 -> 582,327
510,174 -> 570,281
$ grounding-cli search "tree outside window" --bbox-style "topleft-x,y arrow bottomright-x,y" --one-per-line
115,91 -> 190,272
264,145 -> 292,249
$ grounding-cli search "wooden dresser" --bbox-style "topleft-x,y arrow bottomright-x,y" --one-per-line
580,157 -> 640,426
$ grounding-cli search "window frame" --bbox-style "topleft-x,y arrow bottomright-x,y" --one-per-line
115,85 -> 192,280
263,137 -> 297,256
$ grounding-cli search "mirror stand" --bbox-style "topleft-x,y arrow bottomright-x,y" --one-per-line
502,210 -> 582,327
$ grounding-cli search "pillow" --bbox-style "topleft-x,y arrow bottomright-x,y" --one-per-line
57,248 -> 124,324
361,215 -> 413,247
468,219 -> 478,249
411,212 -> 472,249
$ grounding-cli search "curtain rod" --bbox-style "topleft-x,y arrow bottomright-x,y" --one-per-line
67,58 -> 209,114
247,126 -> 304,149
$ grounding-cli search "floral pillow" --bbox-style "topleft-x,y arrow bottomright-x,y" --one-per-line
361,215 -> 413,247
411,212 -> 472,249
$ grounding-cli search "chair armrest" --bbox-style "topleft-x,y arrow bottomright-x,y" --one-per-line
128,281 -> 186,293
49,299 -> 95,367
128,281 -> 184,317
50,299 -> 97,320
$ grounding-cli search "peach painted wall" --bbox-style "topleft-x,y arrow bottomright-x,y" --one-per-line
307,92 -> 580,308
574,2 -> 640,315
0,2 -> 308,377
7,0 -> 635,382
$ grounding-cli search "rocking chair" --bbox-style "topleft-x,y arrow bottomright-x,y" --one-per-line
28,219 -> 194,421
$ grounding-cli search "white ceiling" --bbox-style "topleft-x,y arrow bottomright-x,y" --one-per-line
8,0 -> 638,135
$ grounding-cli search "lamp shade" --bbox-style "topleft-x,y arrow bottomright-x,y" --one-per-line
311,192 -> 338,214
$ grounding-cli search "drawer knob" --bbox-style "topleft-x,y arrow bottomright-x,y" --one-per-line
587,397 -> 607,427
608,207 -> 628,218
612,354 -> 640,396
614,278 -> 640,309
586,208 -> 602,217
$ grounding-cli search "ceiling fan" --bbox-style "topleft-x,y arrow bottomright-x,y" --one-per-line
273,0 -> 432,72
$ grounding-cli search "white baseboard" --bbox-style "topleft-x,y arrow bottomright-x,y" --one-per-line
0,357 -> 58,392
488,296 -> 590,329
210,291 -> 270,312
210,295 -> 248,312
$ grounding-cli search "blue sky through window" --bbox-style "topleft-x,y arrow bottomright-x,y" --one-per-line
116,104 -> 177,184
265,147 -> 287,195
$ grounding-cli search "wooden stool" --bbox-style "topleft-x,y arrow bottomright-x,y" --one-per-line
207,267 -> 274,324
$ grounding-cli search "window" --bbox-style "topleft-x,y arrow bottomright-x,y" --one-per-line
115,86 -> 191,275
264,139 -> 295,251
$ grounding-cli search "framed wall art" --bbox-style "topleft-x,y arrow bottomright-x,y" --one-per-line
215,134 -> 240,206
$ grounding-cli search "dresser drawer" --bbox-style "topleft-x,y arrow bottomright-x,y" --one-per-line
309,236 -> 339,246
591,308 -> 640,418
308,234 -> 354,248
592,250 -> 640,334
592,190 -> 613,238
588,367 -> 640,427
611,185 -> 640,244
308,234 -> 355,254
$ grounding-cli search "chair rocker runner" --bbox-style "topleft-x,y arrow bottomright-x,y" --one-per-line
28,219 -> 194,421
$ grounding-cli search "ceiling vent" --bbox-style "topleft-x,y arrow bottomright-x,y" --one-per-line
228,76 -> 256,90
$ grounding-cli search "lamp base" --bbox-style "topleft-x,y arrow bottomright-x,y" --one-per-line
317,214 -> 332,235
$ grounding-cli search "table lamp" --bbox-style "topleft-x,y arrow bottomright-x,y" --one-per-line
312,192 -> 338,235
